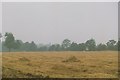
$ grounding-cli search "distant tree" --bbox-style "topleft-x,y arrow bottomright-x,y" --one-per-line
23,42 -> 31,51
14,40 -> 24,51
114,41 -> 118,51
96,43 -> 107,51
85,39 -> 96,51
62,39 -> 71,50
54,44 -> 61,51
4,33 -> 21,52
49,44 -> 56,51
29,41 -> 37,51
48,44 -> 61,51
0,33 -> 2,38
0,33 -> 2,42
106,40 -> 116,50
38,46 -> 48,51
13,40 -> 21,49
118,39 -> 120,51
69,42 -> 79,51
4,32 -> 16,52
78,43 -> 86,51
113,39 -> 119,51
2,32 -> 119,52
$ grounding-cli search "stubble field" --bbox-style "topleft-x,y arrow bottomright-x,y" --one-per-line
2,51 -> 118,78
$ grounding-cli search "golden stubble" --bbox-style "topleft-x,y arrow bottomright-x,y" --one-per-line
2,51 -> 118,78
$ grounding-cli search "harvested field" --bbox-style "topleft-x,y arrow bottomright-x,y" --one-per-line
2,51 -> 118,78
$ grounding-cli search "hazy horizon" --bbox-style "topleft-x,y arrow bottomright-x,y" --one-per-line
2,2 -> 118,44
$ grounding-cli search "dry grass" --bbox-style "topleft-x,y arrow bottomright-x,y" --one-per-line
2,51 -> 118,78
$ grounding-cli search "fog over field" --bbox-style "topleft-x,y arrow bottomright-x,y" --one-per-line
2,2 -> 118,44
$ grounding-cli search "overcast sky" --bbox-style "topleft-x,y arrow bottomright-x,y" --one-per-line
2,2 -> 118,44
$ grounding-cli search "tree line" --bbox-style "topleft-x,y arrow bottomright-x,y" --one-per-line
0,32 -> 119,52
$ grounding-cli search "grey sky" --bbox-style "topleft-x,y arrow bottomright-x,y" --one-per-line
2,2 -> 118,44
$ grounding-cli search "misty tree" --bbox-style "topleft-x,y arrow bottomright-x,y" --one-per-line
49,44 -> 56,51
0,33 -> 2,38
4,32 -> 15,52
85,39 -> 96,51
14,40 -> 21,50
55,44 -> 61,51
97,43 -> 107,51
106,40 -> 116,50
2,32 -> 119,51
4,32 -> 21,52
118,38 -> 120,51
0,33 -> 2,42
23,42 -> 31,51
78,43 -> 86,51
69,42 -> 79,51
62,39 -> 71,50
48,44 -> 61,51
29,41 -> 37,51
